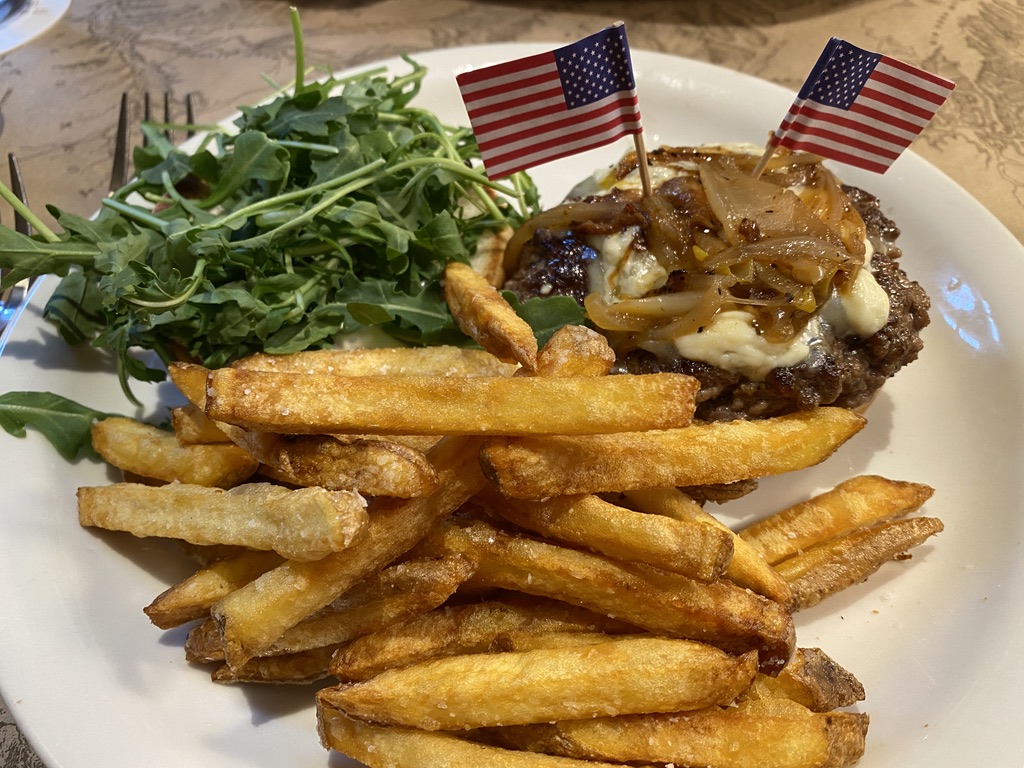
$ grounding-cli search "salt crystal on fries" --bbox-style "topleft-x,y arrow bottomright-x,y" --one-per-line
203,367 -> 700,436
78,482 -> 368,562
480,407 -> 866,498
318,637 -> 758,729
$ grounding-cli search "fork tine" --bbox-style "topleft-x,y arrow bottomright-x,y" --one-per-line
185,92 -> 197,139
8,153 -> 29,236
109,92 -> 130,193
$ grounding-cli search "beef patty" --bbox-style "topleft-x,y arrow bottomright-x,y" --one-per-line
504,154 -> 930,421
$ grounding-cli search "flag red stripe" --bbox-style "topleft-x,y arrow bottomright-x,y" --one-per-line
784,102 -> 914,149
461,71 -> 562,109
464,85 -> 565,122
484,125 -> 639,179
870,69 -> 950,106
476,93 -> 640,150
455,51 -> 554,87
879,54 -> 956,90
859,84 -> 939,122
775,119 -> 901,161
771,134 -> 889,174
847,100 -> 928,135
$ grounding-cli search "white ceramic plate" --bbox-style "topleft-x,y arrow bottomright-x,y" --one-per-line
1,44 -> 1022,768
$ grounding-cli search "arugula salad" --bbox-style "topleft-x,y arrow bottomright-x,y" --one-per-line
0,18 -> 582,400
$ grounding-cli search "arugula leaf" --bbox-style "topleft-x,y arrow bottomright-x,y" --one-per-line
501,291 -> 589,347
0,392 -> 120,460
0,14 -> 545,405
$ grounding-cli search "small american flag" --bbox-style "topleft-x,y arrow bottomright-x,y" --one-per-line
457,24 -> 642,180
769,38 -> 955,173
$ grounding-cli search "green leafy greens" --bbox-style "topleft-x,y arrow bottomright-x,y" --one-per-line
0,11 -> 584,407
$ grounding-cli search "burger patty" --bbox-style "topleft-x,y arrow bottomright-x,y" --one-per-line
505,184 -> 930,421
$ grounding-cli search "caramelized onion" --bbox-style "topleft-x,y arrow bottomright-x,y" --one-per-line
503,198 -> 630,274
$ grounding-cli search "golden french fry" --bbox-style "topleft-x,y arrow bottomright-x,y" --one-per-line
744,647 -> 865,712
622,487 -> 792,603
204,368 -> 699,436
774,516 -> 944,610
320,637 -> 758,730
78,482 -> 367,562
480,408 -> 866,499
480,490 -> 733,582
144,549 -> 284,629
211,436 -> 487,668
211,645 -> 337,685
531,324 -> 615,378
231,345 -> 519,377
444,260 -> 538,370
170,404 -> 231,445
331,597 -> 637,682
739,475 -> 935,565
468,226 -> 512,288
317,706 -> 647,768
435,520 -> 795,674
483,698 -> 868,768
249,434 -> 440,498
169,362 -> 439,497
91,417 -> 259,488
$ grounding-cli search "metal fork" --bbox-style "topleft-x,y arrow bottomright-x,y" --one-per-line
110,90 -> 197,192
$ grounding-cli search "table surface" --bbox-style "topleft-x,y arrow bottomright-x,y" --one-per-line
1,0 -> 1021,765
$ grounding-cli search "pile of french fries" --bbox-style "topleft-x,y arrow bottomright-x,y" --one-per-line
77,260 -> 943,768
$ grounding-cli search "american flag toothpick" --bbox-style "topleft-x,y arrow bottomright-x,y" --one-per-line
457,23 -> 650,194
754,38 -> 955,176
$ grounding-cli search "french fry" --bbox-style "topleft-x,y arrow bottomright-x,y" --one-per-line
744,647 -> 865,712
319,637 -> 758,730
531,324 -> 615,378
211,436 -> 487,668
170,404 -> 231,445
204,367 -> 700,436
483,698 -> 868,768
247,434 -> 440,498
774,516 -> 944,610
444,260 -> 538,370
232,345 -> 519,377
480,490 -> 734,582
434,520 -> 795,674
91,417 -> 258,488
211,645 -> 337,685
144,549 -> 284,629
168,362 -> 440,497
622,487 -> 792,603
317,706 -> 648,768
738,475 -> 935,566
330,596 -> 638,682
480,407 -> 866,498
78,482 -> 368,562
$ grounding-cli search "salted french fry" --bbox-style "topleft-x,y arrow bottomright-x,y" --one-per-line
739,475 -> 935,565
480,408 -> 865,499
434,520 -> 795,674
774,516 -> 944,610
170,404 -> 231,445
481,491 -> 733,582
168,362 -> 439,497
744,647 -> 865,712
320,637 -> 758,730
211,436 -> 487,668
247,434 -> 440,498
204,368 -> 699,436
78,482 -> 367,562
317,706 -> 648,768
331,597 -> 637,682
444,260 -> 538,370
211,645 -> 337,685
468,226 -> 512,288
144,549 -> 284,629
531,324 -> 615,378
91,417 -> 258,488
232,345 -> 519,377
623,487 -> 791,603
483,698 -> 868,768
